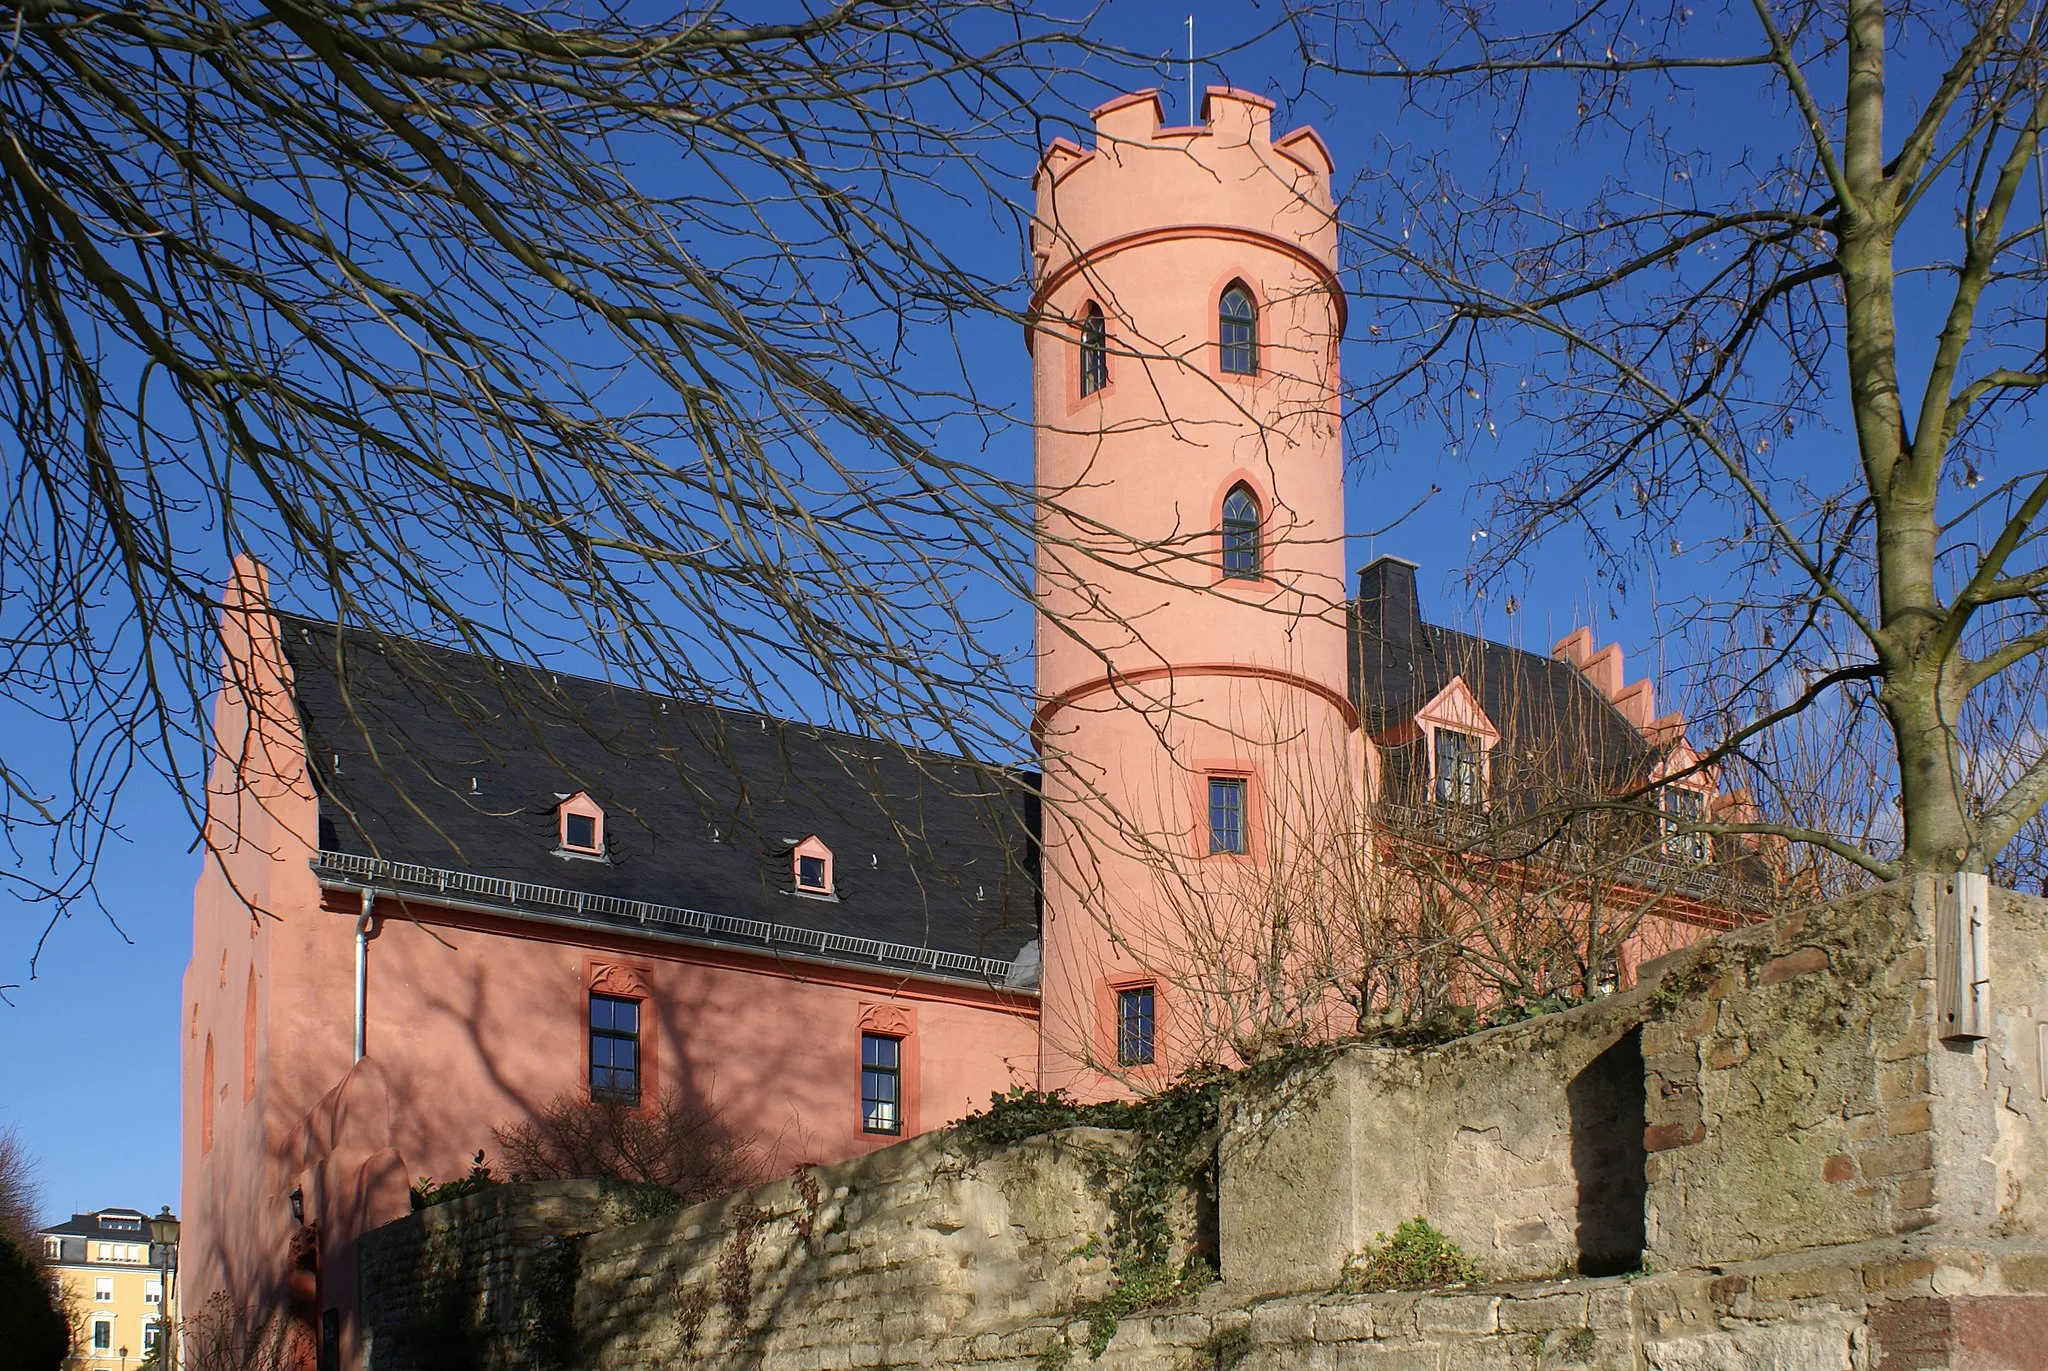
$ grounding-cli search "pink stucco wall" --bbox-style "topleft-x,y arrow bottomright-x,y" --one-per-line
180,562 -> 1040,1371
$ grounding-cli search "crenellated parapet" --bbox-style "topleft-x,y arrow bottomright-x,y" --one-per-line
1029,88 -> 1337,311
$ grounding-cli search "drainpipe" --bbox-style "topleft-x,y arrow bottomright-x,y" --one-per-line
354,891 -> 377,1063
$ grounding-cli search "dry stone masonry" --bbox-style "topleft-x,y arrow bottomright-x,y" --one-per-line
359,879 -> 2048,1370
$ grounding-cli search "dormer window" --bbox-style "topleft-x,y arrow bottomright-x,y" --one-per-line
1661,787 -> 1712,863
792,835 -> 836,898
1433,729 -> 1483,806
556,792 -> 605,856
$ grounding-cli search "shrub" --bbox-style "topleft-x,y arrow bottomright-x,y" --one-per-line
1338,1219 -> 1483,1292
409,1150 -> 500,1210
179,1293 -> 291,1371
493,1089 -> 762,1208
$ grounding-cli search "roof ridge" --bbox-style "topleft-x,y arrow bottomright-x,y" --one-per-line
274,613 -> 1030,779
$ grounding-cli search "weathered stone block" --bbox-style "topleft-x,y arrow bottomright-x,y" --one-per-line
1497,1292 -> 1587,1332
1311,1302 -> 1378,1343
1325,1343 -> 1441,1371
1249,1300 -> 1317,1344
1758,947 -> 1830,985
1641,1321 -> 1855,1370
1416,1294 -> 1498,1335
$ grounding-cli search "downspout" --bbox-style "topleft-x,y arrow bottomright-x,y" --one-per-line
354,891 -> 377,1063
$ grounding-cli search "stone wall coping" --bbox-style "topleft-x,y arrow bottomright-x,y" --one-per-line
579,1123 -> 1137,1264
1280,879 -> 1939,1090
1034,1234 -> 2048,1357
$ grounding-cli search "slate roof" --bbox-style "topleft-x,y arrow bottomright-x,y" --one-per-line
40,1209 -> 162,1240
40,1209 -> 176,1269
281,618 -> 1041,983
1350,557 -> 1659,805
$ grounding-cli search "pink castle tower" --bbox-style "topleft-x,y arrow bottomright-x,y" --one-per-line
1031,90 -> 1356,1093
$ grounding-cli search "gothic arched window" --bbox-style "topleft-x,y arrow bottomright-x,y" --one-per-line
1222,484 -> 1261,579
1219,283 -> 1257,375
1079,303 -> 1108,396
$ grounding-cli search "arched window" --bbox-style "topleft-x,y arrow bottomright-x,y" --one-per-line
1079,303 -> 1107,396
1219,283 -> 1257,375
1222,485 -> 1261,579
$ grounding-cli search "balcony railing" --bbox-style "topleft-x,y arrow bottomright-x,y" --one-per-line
1371,799 -> 1781,915
312,849 -> 1022,986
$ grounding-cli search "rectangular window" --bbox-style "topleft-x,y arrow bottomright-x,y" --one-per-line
1117,986 -> 1156,1066
563,812 -> 598,851
1433,730 -> 1482,806
861,1033 -> 901,1135
1661,787 -> 1711,863
94,1321 -> 112,1351
797,854 -> 827,890
588,993 -> 641,1104
144,1322 -> 162,1353
95,1277 -> 113,1302
146,1282 -> 161,1305
1208,777 -> 1248,855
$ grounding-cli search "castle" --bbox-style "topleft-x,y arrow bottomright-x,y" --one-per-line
180,89 -> 1762,1370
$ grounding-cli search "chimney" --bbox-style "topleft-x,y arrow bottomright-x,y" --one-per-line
1355,555 -> 1424,708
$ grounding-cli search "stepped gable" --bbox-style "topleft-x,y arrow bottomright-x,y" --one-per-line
281,617 -> 1039,974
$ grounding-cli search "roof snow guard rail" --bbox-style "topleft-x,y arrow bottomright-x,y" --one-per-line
312,850 -> 1018,986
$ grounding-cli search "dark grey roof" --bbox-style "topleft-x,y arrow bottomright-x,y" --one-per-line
1350,557 -> 1656,798
40,1209 -> 170,1240
282,618 -> 1040,979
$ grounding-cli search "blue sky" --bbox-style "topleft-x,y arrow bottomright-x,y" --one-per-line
0,0 -> 1989,1219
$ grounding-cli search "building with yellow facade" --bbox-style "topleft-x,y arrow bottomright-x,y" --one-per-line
39,1207 -> 179,1371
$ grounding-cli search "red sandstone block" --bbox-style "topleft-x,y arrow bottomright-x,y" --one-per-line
1644,1122 -> 1706,1152
1823,1154 -> 1856,1184
1871,1296 -> 2048,1370
1759,946 -> 1830,984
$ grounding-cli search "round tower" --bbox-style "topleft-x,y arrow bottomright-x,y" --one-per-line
1031,89 -> 1355,1093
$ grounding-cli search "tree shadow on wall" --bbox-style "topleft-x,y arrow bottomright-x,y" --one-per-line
1566,1028 -> 1646,1277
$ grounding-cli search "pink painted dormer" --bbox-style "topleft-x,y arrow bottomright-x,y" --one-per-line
554,791 -> 606,857
791,834 -> 836,899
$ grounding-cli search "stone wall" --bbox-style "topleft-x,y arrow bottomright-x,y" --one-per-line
1220,878 -> 2048,1296
357,1181 -> 614,1371
358,880 -> 2048,1371
572,1127 -> 1137,1368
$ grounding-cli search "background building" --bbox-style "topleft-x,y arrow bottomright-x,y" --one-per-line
39,1206 -> 178,1371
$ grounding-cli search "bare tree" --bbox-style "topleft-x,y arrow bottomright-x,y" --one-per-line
0,1131 -> 68,1371
1287,0 -> 2048,880
0,0 -> 1143,961
176,1292 -> 289,1371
